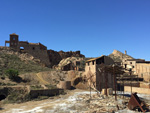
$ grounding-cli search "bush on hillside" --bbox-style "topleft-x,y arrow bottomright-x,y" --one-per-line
5,69 -> 19,81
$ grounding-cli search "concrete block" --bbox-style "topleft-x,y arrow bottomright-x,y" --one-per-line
101,88 -> 113,95
101,89 -> 106,95
107,88 -> 113,95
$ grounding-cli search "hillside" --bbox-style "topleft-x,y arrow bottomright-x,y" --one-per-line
0,47 -> 50,77
108,50 -> 134,62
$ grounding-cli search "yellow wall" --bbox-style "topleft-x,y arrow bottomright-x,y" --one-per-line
124,86 -> 150,94
135,63 -> 150,82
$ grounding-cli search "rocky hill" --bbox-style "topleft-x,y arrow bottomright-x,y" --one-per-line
109,50 -> 133,62
55,57 -> 85,70
0,47 -> 50,77
47,49 -> 85,67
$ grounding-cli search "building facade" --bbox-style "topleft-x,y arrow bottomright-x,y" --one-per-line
85,55 -> 114,91
135,63 -> 150,82
122,58 -> 150,82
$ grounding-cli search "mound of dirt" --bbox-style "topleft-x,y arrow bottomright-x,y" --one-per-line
21,71 -> 69,86
75,82 -> 88,89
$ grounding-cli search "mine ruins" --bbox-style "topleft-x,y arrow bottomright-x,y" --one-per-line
0,33 -> 150,113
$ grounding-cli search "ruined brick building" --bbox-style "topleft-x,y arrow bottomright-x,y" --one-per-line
84,55 -> 114,91
5,33 -> 50,66
122,58 -> 150,82
5,33 -> 85,67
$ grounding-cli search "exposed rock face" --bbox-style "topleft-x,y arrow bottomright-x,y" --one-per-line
109,50 -> 133,62
47,50 -> 85,67
54,57 -> 85,70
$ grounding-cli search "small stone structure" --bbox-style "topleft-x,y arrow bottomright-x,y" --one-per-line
57,81 -> 71,90
29,89 -> 64,98
101,88 -> 113,95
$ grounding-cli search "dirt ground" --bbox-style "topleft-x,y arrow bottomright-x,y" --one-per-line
0,89 -> 150,113
1,89 -> 86,113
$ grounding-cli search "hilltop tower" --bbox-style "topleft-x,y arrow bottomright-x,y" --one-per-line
5,33 -> 19,49
125,50 -> 127,55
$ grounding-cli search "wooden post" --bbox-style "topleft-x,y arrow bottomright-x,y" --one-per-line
130,69 -> 132,94
113,66 -> 117,100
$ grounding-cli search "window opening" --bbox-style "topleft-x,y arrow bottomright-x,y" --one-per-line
20,47 -> 24,50
13,37 -> 15,40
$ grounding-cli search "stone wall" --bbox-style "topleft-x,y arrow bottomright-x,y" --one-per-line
135,63 -> 150,82
96,73 -> 113,91
124,86 -> 150,94
140,82 -> 150,88
85,61 -> 96,75
29,89 -> 64,98
17,43 -> 50,67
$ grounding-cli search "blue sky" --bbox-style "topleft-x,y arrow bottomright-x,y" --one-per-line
0,0 -> 150,60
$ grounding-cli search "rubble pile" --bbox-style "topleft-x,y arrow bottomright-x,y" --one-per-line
69,93 -> 130,113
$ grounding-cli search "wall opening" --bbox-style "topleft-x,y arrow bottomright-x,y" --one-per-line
92,61 -> 94,65
5,43 -> 10,47
32,47 -> 35,50
0,94 -> 6,101
125,64 -> 127,68
20,47 -> 24,50
13,37 -> 16,40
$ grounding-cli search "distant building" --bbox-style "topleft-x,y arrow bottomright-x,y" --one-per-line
122,59 -> 145,72
84,55 -> 114,91
122,58 -> 150,82
5,33 -> 50,66
135,63 -> 150,82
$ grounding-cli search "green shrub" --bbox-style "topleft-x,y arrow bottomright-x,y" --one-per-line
30,85 -> 44,90
5,69 -> 19,81
45,84 -> 57,89
4,89 -> 30,103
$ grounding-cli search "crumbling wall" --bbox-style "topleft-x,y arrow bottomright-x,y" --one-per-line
5,34 -> 85,67
47,49 -> 85,67
29,89 -> 64,98
96,72 -> 113,91
17,43 -> 50,66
